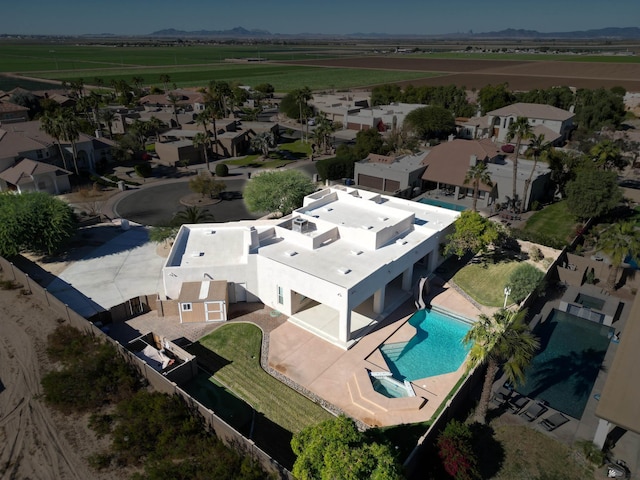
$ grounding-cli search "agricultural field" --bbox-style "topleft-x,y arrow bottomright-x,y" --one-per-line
2,41 -> 640,93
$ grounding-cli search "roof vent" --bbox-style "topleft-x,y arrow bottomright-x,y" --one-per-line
362,225 -> 374,230
190,251 -> 205,257
337,267 -> 351,275
378,216 -> 389,221
292,217 -> 309,233
396,239 -> 408,246
350,249 -> 363,256
205,230 -> 216,235
284,250 -> 298,257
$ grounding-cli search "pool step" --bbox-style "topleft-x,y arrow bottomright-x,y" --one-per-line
380,342 -> 409,362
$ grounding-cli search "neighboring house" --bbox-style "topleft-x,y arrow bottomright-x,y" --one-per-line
420,138 -> 551,210
162,186 -> 459,349
310,92 -> 370,123
0,121 -> 110,173
155,139 -> 201,167
0,101 -> 30,124
344,103 -> 423,132
139,89 -> 205,114
420,139 -> 501,209
0,126 -> 56,172
354,151 -> 428,195
461,102 -> 575,148
0,158 -> 71,194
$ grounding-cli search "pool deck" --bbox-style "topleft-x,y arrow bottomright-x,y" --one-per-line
268,278 -> 487,427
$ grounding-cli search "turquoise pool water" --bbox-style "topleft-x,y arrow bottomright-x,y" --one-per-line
380,308 -> 472,381
518,309 -> 613,419
418,198 -> 466,212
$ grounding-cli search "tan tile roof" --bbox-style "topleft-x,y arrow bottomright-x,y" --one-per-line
365,153 -> 396,164
488,102 -> 574,121
421,139 -> 499,190
0,101 -> 29,113
596,293 -> 640,434
139,90 -> 205,106
0,158 -> 71,185
0,128 -> 51,158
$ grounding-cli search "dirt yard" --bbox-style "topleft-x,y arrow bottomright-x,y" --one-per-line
0,280 -> 130,479
278,57 -> 640,91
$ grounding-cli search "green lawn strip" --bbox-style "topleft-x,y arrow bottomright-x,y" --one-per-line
198,323 -> 333,434
26,65 -> 437,92
523,200 -> 577,242
490,424 -> 595,480
453,260 -> 521,307
278,140 -> 312,155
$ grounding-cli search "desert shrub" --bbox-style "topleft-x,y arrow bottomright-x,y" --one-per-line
41,326 -> 140,412
215,163 -> 229,177
507,263 -> 545,304
511,228 -> 567,250
0,280 -> 21,290
530,246 -> 544,261
87,452 -> 113,470
437,419 -> 481,480
134,162 -> 152,178
89,413 -> 114,438
315,156 -> 356,181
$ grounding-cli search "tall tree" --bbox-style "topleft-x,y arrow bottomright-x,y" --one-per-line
444,210 -> 500,259
505,116 -> 532,212
99,108 -> 116,139
311,112 -> 337,155
293,87 -> 313,141
566,168 -> 622,220
403,105 -> 456,141
159,74 -> 171,93
192,132 -> 210,171
464,161 -> 493,212
522,133 -> 551,211
463,309 -> 539,424
596,221 -> 640,291
58,109 -> 81,175
41,111 -> 69,171
166,92 -> 181,127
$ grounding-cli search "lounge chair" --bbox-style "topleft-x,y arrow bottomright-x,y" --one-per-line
521,400 -> 548,421
539,412 -> 570,431
507,394 -> 529,414
491,385 -> 512,406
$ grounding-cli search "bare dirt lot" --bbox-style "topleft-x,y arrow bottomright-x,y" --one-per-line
279,57 -> 640,91
0,282 -> 128,480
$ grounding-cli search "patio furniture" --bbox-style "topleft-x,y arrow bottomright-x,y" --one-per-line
539,412 -> 570,431
506,394 -> 529,414
491,385 -> 512,406
521,400 -> 548,421
607,459 -> 631,478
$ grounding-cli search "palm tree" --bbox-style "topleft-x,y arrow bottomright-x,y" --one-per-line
463,308 -> 539,424
522,134 -> 551,211
172,206 -> 215,226
590,140 -> 626,171
159,74 -> 171,93
166,92 -> 181,127
193,132 -> 211,171
99,109 -> 116,139
464,161 -> 493,212
505,117 -> 532,212
596,221 -> 640,291
41,111 -> 69,171
312,112 -> 337,155
58,109 -> 81,175
293,86 -> 312,142
250,131 -> 275,159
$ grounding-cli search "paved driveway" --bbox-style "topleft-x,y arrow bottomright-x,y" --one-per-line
113,178 -> 259,226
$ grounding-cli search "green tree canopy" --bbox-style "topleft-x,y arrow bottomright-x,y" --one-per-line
444,211 -> 500,259
243,170 -> 316,217
403,105 -> 456,141
507,263 -> 545,304
291,415 -> 403,480
478,83 -> 515,114
171,206 -> 215,226
188,172 -> 226,199
596,221 -> 640,291
0,192 -> 77,257
566,168 -> 622,220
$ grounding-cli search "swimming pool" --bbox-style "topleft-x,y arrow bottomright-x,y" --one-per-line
518,309 -> 613,419
575,293 -> 605,311
418,198 -> 466,212
370,373 -> 415,398
380,308 -> 472,381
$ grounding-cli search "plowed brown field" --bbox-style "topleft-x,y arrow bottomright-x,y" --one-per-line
277,57 -> 640,91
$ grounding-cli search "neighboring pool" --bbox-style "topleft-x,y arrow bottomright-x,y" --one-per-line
380,308 -> 472,381
518,309 -> 613,419
575,293 -> 605,311
418,198 -> 466,212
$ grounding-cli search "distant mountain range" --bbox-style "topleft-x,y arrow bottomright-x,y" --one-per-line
148,26 -> 640,40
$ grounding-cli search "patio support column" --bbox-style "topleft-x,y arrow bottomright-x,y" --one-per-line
593,418 -> 611,449
373,286 -> 385,314
338,308 -> 351,343
428,248 -> 440,272
454,186 -> 460,199
402,267 -> 413,291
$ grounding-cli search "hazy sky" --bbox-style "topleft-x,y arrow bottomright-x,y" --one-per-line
2,0 -> 639,36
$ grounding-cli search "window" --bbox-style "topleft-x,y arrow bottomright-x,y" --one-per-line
37,149 -> 43,159
277,286 -> 284,305
181,303 -> 192,312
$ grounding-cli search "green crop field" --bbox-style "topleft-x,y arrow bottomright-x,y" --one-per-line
412,51 -> 640,63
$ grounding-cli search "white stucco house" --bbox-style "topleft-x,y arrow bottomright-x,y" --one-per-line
162,186 -> 459,349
